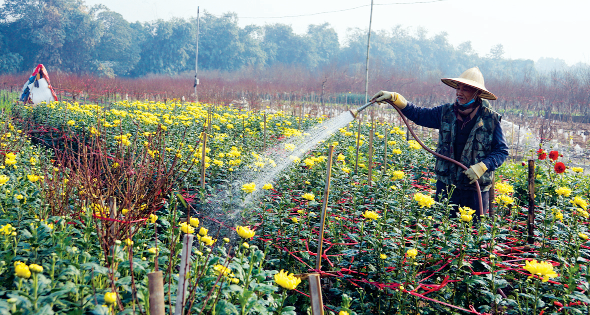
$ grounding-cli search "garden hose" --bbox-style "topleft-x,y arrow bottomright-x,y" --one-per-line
350,100 -> 484,216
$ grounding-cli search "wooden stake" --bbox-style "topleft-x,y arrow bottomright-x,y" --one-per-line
108,197 -> 117,237
200,132 -> 207,190
383,129 -> 388,175
174,234 -> 194,315
527,160 -> 535,244
354,117 -> 362,174
308,273 -> 324,315
511,122 -> 515,160
263,112 -> 267,151
148,271 -> 165,315
368,128 -> 374,186
489,174 -> 495,217
316,145 -> 334,271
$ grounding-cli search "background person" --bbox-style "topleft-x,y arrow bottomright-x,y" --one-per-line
372,67 -> 509,218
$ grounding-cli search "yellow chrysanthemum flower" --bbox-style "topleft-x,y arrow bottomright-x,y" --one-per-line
551,209 -> 563,221
390,170 -> 405,180
408,140 -> 421,150
179,222 -> 194,234
555,187 -> 572,197
571,196 -> 588,210
458,206 -> 476,222
495,182 -> 514,194
241,183 -> 256,193
29,264 -> 43,273
213,264 -> 232,277
363,210 -> 380,221
495,195 -> 514,206
302,193 -> 315,201
27,174 -> 41,182
14,263 -> 31,279
236,226 -> 255,239
104,292 -> 117,304
274,270 -> 301,290
199,235 -> 216,246
523,259 -> 558,282
414,193 -> 435,208
0,175 -> 9,186
406,248 -> 418,259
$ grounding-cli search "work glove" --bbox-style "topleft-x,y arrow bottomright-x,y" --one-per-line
371,91 -> 408,109
464,162 -> 488,184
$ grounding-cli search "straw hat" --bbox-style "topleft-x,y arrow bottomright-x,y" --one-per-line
441,67 -> 497,100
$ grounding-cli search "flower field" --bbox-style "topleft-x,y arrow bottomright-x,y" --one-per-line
1,99 -> 590,314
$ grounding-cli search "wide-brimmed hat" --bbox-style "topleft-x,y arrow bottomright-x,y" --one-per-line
441,67 -> 497,100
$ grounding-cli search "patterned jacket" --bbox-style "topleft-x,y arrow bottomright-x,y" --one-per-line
400,99 -> 509,192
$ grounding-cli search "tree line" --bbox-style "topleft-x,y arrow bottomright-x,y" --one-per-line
0,0 -> 586,84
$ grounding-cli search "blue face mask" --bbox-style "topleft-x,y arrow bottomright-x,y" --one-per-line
458,98 -> 476,108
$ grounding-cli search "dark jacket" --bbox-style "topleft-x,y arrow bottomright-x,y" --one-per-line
400,100 -> 509,191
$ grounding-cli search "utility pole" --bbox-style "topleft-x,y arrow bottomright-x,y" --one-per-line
364,0 -> 374,103
194,7 -> 200,103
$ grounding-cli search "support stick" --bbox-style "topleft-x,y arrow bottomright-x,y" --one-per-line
527,159 -> 535,244
148,271 -> 165,315
316,145 -> 334,271
108,197 -> 118,237
174,234 -> 194,315
354,117 -> 362,173
200,132 -> 207,190
489,174 -> 495,217
383,129 -> 388,175
368,127 -> 374,186
308,273 -> 324,315
263,112 -> 267,151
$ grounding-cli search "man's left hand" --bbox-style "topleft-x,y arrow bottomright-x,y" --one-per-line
464,162 -> 488,184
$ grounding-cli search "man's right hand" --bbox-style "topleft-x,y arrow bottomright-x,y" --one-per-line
371,91 -> 408,109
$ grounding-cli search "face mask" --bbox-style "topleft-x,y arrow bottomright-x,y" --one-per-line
458,97 -> 476,108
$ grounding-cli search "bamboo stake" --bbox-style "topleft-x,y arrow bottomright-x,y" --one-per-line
174,234 -> 194,315
200,132 -> 207,190
527,160 -> 535,244
316,145 -> 334,271
368,127 -> 374,186
383,129 -> 388,175
148,271 -> 165,315
299,105 -> 303,130
263,112 -> 267,151
308,273 -> 324,315
489,174 -> 495,217
108,197 -> 117,237
354,116 -> 362,173
511,122 -> 515,160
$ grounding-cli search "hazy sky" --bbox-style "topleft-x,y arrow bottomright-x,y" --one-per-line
71,0 -> 590,66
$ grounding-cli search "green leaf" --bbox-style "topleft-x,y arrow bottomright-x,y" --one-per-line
568,292 -> 590,304
216,300 -> 240,315
33,304 -> 55,315
81,262 -> 109,275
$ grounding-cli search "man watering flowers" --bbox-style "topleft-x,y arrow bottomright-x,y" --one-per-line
372,67 -> 509,218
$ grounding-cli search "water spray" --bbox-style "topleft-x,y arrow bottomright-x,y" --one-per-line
349,99 -> 485,216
